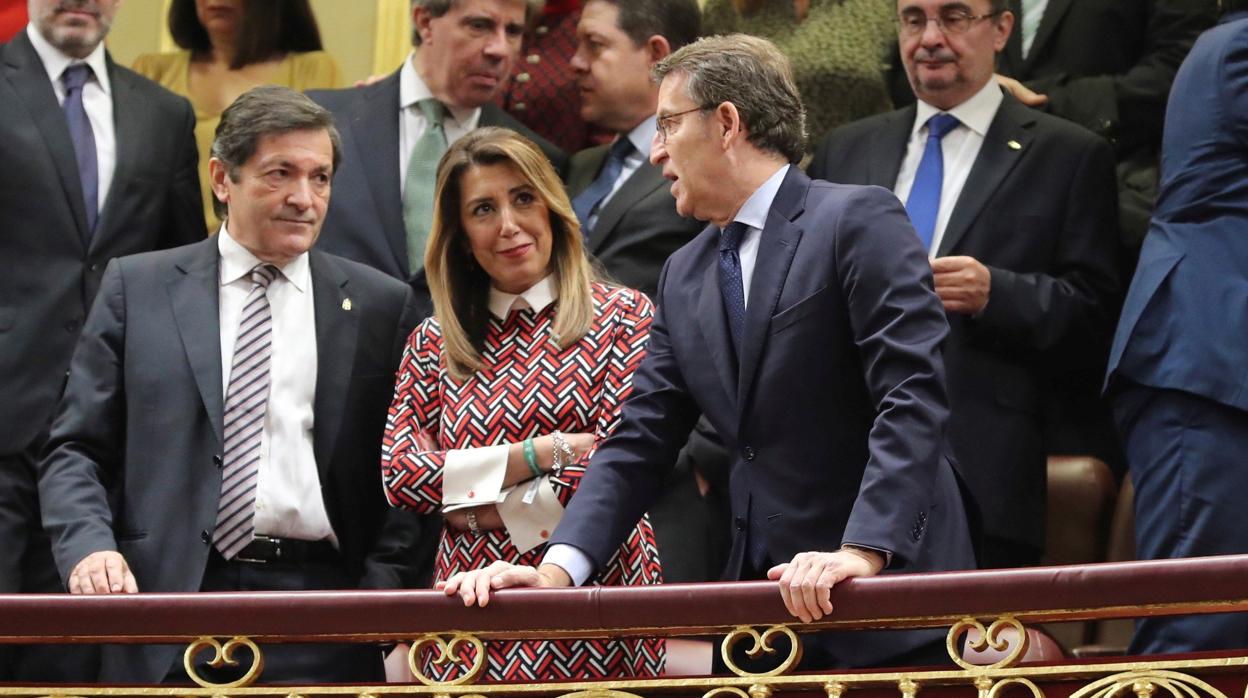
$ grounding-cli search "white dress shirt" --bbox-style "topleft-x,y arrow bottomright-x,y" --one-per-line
543,164 -> 791,585
893,80 -> 1004,255
585,115 -> 658,232
441,276 -> 565,553
398,52 -> 482,185
217,227 -> 335,545
27,24 -> 116,216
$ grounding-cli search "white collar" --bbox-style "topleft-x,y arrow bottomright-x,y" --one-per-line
217,223 -> 310,293
731,164 -> 790,232
624,114 -> 658,159
913,79 -> 1004,139
26,23 -> 111,96
487,274 -> 557,319
399,51 -> 479,129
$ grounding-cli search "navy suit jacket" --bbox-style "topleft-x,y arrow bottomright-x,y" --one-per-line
552,167 -> 975,666
308,72 -> 567,319
1108,12 -> 1248,411
38,238 -> 429,682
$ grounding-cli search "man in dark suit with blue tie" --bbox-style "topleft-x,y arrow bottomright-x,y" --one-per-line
810,0 -> 1121,569
0,0 -> 202,680
441,33 -> 976,669
1107,1 -> 1248,655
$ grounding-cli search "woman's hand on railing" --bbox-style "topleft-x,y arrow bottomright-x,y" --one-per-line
69,550 -> 139,594
437,560 -> 569,607
767,548 -> 884,623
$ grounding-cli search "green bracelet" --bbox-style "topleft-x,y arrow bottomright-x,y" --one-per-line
522,437 -> 542,478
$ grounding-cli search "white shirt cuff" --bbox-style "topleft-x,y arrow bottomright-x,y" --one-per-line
496,476 -> 564,554
542,543 -> 594,586
443,444 -> 508,510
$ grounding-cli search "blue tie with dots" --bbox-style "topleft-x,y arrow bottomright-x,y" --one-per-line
905,113 -> 960,251
719,221 -> 749,358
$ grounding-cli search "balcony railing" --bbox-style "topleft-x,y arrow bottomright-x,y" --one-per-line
2,555 -> 1247,697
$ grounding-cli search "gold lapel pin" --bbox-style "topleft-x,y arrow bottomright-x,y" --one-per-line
342,298 -> 352,311
1007,140 -> 1022,151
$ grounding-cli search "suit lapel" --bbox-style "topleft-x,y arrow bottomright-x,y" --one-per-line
352,72 -> 408,277
737,168 -> 805,409
310,251 -> 358,484
867,107 -> 915,188
937,95 -> 1034,257
693,226 -> 740,406
585,162 -> 668,253
168,238 -> 225,443
3,32 -> 90,244
567,145 -> 607,197
92,54 -> 136,252
1024,0 -> 1073,71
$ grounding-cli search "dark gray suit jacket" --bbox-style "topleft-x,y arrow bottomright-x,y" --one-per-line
39,238 -> 427,682
0,30 -> 203,457
308,72 -> 567,320
810,94 -> 1121,551
566,144 -> 702,299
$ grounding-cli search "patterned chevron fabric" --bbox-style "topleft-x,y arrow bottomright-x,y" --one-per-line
383,283 -> 665,680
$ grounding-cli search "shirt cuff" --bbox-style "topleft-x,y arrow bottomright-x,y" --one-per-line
542,543 -> 594,586
496,476 -> 564,554
443,444 -> 508,510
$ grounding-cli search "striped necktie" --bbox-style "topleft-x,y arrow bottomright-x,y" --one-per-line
213,263 -> 279,559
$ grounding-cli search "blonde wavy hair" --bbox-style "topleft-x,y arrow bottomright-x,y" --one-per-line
425,127 -> 597,381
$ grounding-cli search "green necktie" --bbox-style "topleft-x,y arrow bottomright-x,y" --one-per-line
402,98 -> 448,275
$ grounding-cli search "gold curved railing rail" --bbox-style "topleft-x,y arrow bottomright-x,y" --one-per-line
1,554 -> 1247,697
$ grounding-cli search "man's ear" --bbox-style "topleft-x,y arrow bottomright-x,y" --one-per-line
413,4 -> 436,46
713,101 -> 743,149
646,35 -> 673,64
208,157 -> 231,209
992,10 -> 1015,52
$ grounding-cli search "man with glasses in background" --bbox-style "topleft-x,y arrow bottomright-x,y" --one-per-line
811,0 -> 1121,569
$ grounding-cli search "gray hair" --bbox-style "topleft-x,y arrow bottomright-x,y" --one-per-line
652,34 -> 807,163
210,85 -> 342,220
411,0 -> 546,46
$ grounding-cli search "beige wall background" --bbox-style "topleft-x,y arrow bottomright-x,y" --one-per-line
106,0 -> 405,85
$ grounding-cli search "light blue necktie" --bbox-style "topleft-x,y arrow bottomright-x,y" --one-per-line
402,98 -> 447,275
905,113 -> 960,251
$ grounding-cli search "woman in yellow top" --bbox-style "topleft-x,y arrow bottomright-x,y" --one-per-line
134,0 -> 341,232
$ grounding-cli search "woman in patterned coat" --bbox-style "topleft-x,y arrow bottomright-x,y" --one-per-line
381,127 -> 664,681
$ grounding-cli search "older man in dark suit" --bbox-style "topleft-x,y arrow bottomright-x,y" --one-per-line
443,34 -> 976,670
0,0 -> 202,680
309,0 -> 566,320
39,86 -> 425,685
811,0 -> 1121,569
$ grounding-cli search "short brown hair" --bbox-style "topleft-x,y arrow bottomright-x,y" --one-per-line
168,0 -> 324,70
426,127 -> 596,380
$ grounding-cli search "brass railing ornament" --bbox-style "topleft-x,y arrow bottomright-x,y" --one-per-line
182,636 -> 264,689
1070,671 -> 1229,698
558,691 -> 648,698
703,687 -> 754,698
988,678 -> 1047,698
408,632 -> 487,687
949,617 -> 1030,671
720,624 -> 804,678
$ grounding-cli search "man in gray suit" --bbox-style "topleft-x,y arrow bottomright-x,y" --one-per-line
309,0 -> 566,320
39,86 -> 425,684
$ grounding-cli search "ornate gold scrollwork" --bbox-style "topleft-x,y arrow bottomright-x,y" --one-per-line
949,617 -> 1029,671
182,635 -> 264,689
988,678 -> 1047,698
1070,671 -> 1229,698
899,677 -> 920,698
559,691 -> 649,698
408,632 -> 487,686
703,688 -> 754,698
720,624 -> 804,678
825,681 -> 848,698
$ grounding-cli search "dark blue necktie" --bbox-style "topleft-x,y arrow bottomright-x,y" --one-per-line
719,221 -> 749,357
904,113 -> 960,251
62,64 -> 99,238
571,137 -> 635,235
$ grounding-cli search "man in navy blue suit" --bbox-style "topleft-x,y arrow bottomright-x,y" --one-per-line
442,33 -> 976,669
1106,1 -> 1248,655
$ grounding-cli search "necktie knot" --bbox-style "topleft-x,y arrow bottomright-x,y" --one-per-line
249,264 -> 279,289
417,98 -> 446,128
61,63 -> 93,92
607,136 -> 635,163
720,221 -> 748,252
925,113 -> 960,141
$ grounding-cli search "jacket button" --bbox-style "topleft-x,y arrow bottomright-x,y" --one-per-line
89,263 -> 100,271
212,454 -> 223,468
734,516 -> 746,531
742,446 -> 755,462
201,530 -> 211,545
64,320 -> 79,332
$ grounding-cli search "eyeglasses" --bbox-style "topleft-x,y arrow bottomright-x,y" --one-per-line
656,106 -> 709,143
896,8 -> 1002,36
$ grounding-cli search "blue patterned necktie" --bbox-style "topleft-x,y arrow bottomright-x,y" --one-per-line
905,113 -> 961,252
719,221 -> 749,358
214,264 -> 279,560
571,137 -> 635,235
61,64 -> 98,238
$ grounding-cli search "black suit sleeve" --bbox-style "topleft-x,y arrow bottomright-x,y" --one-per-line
38,260 -> 128,586
163,97 -> 207,245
